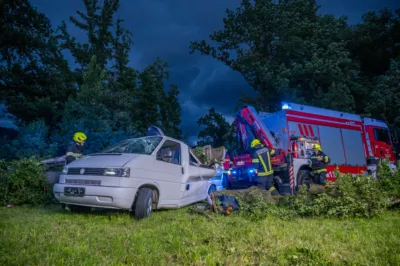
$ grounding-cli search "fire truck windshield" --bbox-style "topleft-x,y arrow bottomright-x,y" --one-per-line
374,128 -> 391,145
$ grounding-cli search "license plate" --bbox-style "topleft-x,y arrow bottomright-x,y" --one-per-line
237,161 -> 245,166
64,187 -> 85,197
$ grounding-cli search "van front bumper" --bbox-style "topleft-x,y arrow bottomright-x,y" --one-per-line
53,184 -> 137,210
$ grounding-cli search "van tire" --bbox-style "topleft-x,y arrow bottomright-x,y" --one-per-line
134,188 -> 153,220
69,205 -> 91,213
296,169 -> 311,191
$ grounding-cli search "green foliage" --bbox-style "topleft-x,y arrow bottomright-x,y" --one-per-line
0,0 -> 75,127
190,0 -> 360,112
7,120 -> 57,160
2,207 -> 400,265
197,108 -> 235,148
279,172 -> 389,218
221,171 -> 389,221
192,146 -> 208,164
0,158 -> 51,206
231,187 -> 295,221
377,160 -> 400,198
366,59 -> 400,129
0,0 -> 183,160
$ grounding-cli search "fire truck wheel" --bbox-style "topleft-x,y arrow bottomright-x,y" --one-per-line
296,170 -> 312,191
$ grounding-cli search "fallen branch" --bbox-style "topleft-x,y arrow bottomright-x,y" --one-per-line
190,206 -> 216,220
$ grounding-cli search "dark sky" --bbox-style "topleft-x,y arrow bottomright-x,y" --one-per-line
26,0 -> 399,143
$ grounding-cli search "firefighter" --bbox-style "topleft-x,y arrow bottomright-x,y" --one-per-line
66,132 -> 87,164
250,139 -> 280,196
308,144 -> 330,185
222,154 -> 233,188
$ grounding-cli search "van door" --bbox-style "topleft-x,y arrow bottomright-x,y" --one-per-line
181,150 -> 207,203
153,139 -> 183,202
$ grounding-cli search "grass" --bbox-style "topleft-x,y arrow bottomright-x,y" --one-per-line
1,205 -> 400,265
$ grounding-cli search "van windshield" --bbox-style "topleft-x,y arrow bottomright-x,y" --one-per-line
99,136 -> 163,155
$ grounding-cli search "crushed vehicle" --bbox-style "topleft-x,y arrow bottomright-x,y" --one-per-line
192,145 -> 227,194
53,134 -> 218,219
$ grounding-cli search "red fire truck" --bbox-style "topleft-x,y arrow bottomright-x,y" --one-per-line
229,102 -> 398,192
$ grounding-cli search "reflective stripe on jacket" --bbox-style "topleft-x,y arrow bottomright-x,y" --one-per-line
251,144 -> 274,176
308,152 -> 330,172
66,141 -> 83,164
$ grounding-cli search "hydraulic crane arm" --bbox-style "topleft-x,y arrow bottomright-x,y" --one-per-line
235,105 -> 279,152
234,105 -> 287,167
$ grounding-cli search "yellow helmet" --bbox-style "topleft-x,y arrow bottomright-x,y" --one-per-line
312,144 -> 321,151
251,139 -> 262,148
73,132 -> 87,143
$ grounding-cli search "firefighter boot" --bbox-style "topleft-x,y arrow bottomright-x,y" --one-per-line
269,186 -> 280,196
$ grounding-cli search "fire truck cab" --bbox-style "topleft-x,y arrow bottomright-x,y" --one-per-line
231,102 -> 397,191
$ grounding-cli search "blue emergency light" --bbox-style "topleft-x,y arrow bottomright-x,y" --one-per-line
249,169 -> 254,173
281,102 -> 292,110
232,170 -> 237,175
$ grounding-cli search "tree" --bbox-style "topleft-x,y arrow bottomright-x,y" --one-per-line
197,108 -> 234,148
7,120 -> 57,159
160,85 -> 182,139
55,56 -> 139,154
348,8 -> 400,79
0,0 -> 75,128
366,59 -> 400,129
57,0 -> 182,138
57,0 -> 119,70
347,8 -> 400,115
190,0 -> 360,112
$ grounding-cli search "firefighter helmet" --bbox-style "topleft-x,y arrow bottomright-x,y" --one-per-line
312,144 -> 322,151
251,139 -> 262,148
73,132 -> 87,143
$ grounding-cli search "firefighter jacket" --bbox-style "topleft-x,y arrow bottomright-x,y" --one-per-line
308,152 -> 330,173
250,144 -> 276,176
66,141 -> 84,164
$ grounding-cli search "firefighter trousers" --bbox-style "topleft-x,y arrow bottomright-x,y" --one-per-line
255,174 -> 274,190
311,171 -> 327,185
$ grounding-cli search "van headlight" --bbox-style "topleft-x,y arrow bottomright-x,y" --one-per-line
104,167 -> 130,177
62,166 -> 68,174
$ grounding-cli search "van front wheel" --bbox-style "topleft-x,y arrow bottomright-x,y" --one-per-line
134,188 -> 153,220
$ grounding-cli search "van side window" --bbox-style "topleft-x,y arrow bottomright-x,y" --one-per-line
189,151 -> 199,166
374,128 -> 390,145
156,140 -> 181,165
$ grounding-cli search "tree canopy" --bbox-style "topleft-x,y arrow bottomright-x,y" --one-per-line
1,0 -> 400,158
190,0 -> 400,128
0,0 -> 182,159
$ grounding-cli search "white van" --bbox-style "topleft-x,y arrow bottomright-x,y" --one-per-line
53,136 -> 217,219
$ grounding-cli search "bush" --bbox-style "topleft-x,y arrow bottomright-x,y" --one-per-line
279,171 -> 389,218
377,161 -> 400,198
0,157 -> 52,206
218,187 -> 296,221
218,170 -> 390,220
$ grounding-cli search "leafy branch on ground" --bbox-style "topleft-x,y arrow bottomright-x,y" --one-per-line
205,162 -> 400,221
0,158 -> 52,206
